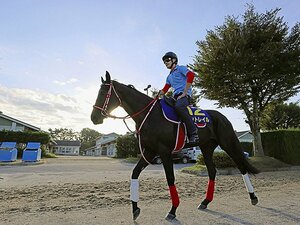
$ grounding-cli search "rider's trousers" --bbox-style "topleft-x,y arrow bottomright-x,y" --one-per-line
174,96 -> 198,137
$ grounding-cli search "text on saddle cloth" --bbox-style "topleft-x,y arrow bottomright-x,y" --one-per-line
160,98 -> 211,128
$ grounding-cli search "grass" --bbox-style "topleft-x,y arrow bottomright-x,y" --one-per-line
248,156 -> 291,171
124,157 -> 139,163
181,156 -> 293,175
43,152 -> 57,158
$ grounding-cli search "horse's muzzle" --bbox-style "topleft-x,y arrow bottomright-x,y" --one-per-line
91,113 -> 104,125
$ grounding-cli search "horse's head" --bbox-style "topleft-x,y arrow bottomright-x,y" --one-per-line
91,71 -> 121,125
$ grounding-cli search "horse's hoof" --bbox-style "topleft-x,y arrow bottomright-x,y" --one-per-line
133,207 -> 141,220
251,197 -> 258,205
198,199 -> 210,210
165,213 -> 176,221
198,203 -> 207,210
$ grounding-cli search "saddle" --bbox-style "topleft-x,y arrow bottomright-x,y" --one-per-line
160,97 -> 211,152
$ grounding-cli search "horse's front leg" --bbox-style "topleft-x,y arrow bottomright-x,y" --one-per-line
130,153 -> 153,221
161,154 -> 179,221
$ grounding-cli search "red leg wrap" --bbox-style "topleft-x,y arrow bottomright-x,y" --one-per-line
169,185 -> 180,207
205,179 -> 215,201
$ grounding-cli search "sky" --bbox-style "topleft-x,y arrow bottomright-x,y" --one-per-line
0,0 -> 299,135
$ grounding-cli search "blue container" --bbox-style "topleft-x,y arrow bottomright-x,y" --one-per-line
0,142 -> 18,162
22,142 -> 42,162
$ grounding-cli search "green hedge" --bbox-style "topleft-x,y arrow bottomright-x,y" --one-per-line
261,129 -> 300,165
197,151 -> 236,168
240,142 -> 253,156
0,130 -> 50,144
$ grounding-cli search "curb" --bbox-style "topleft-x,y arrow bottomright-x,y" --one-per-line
0,159 -> 45,166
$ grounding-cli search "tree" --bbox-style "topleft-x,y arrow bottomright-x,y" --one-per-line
192,4 -> 300,156
151,87 -> 200,105
115,134 -> 139,158
261,102 -> 300,130
48,128 -> 79,141
79,128 -> 101,152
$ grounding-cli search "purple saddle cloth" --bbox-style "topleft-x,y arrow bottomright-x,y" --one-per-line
160,99 -> 211,128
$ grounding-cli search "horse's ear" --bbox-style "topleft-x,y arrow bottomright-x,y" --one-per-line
101,77 -> 105,84
105,71 -> 111,83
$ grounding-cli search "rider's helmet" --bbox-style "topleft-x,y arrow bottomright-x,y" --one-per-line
162,52 -> 178,63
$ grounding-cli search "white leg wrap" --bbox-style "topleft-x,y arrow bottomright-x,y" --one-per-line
130,179 -> 139,202
242,173 -> 254,193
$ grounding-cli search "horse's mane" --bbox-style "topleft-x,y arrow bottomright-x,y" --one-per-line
113,80 -> 153,100
127,84 -> 136,89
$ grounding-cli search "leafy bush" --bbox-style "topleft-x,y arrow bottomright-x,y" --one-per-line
240,142 -> 253,156
115,134 -> 139,158
197,151 -> 236,168
0,130 -> 50,144
262,129 -> 300,165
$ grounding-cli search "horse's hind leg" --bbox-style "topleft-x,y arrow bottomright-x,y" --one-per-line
219,131 -> 259,206
198,143 -> 217,210
130,152 -> 154,220
242,173 -> 258,205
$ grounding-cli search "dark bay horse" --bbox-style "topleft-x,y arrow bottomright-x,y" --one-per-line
91,71 -> 259,221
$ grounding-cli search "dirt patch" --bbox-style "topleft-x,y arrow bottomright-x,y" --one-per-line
0,169 -> 299,224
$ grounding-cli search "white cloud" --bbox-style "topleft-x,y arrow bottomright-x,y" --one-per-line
0,84 -> 130,134
53,77 -> 78,86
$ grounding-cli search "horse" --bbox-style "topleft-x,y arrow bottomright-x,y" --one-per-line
91,71 -> 259,221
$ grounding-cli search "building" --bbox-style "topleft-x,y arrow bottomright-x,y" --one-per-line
235,130 -> 253,143
0,112 -> 40,132
85,133 -> 119,157
215,130 -> 253,151
51,140 -> 81,156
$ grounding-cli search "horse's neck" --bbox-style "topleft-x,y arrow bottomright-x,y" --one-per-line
114,82 -> 155,125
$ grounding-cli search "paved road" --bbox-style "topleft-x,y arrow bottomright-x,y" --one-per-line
0,156 -> 195,187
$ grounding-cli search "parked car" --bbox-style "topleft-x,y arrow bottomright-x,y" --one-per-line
152,147 -> 202,164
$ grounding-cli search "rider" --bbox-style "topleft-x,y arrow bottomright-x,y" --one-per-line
160,51 -> 199,144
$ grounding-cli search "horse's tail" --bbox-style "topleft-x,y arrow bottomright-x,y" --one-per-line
241,154 -> 260,174
212,110 -> 260,175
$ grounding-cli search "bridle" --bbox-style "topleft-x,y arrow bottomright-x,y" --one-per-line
93,82 -> 159,130
93,81 -> 159,165
93,82 -> 122,119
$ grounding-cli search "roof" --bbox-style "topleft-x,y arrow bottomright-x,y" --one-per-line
0,112 -> 40,131
96,132 -> 119,139
235,130 -> 252,138
53,140 -> 81,146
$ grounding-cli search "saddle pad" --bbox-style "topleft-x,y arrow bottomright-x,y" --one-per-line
160,99 -> 179,122
160,99 -> 211,128
187,106 -> 211,128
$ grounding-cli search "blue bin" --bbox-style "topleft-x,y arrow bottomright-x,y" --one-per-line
22,142 -> 41,162
0,142 -> 18,162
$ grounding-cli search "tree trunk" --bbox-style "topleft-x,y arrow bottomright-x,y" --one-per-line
252,102 -> 265,156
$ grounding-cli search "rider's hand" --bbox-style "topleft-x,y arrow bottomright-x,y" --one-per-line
158,90 -> 164,98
